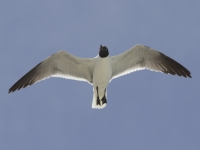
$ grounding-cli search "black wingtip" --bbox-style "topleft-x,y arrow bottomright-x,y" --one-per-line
8,88 -> 14,94
188,71 -> 192,78
181,72 -> 192,78
8,87 -> 12,94
184,71 -> 192,78
179,72 -> 192,78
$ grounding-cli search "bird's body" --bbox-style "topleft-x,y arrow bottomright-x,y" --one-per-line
9,44 -> 191,109
93,55 -> 112,108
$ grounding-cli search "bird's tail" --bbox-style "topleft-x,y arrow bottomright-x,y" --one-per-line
92,88 -> 107,109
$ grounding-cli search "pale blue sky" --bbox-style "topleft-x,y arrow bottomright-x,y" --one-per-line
1,1 -> 200,150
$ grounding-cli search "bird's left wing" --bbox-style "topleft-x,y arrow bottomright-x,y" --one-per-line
9,51 -> 95,93
111,44 -> 191,79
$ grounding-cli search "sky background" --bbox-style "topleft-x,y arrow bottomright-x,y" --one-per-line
1,0 -> 200,150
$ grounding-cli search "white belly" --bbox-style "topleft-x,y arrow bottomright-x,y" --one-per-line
93,57 -> 112,99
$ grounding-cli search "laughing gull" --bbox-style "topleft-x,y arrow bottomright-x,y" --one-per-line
9,44 -> 191,109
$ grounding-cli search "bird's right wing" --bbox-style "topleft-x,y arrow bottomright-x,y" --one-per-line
9,51 -> 95,93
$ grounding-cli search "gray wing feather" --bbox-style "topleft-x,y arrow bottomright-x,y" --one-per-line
9,51 -> 95,93
111,44 -> 191,79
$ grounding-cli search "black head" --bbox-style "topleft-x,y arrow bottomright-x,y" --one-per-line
99,45 -> 109,58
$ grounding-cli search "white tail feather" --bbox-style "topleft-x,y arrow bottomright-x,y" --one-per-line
92,89 -> 107,109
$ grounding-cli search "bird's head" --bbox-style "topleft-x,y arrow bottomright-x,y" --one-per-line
99,45 -> 109,58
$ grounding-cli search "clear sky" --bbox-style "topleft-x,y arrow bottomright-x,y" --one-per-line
1,1 -> 200,150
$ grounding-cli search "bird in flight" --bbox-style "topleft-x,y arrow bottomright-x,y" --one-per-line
9,44 -> 191,109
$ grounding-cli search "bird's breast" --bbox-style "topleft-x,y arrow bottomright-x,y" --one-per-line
93,57 -> 112,86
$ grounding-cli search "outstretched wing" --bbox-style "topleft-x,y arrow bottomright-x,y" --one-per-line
9,51 -> 95,93
111,44 -> 191,79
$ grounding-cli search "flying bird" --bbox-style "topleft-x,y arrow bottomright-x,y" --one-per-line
9,44 -> 191,109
